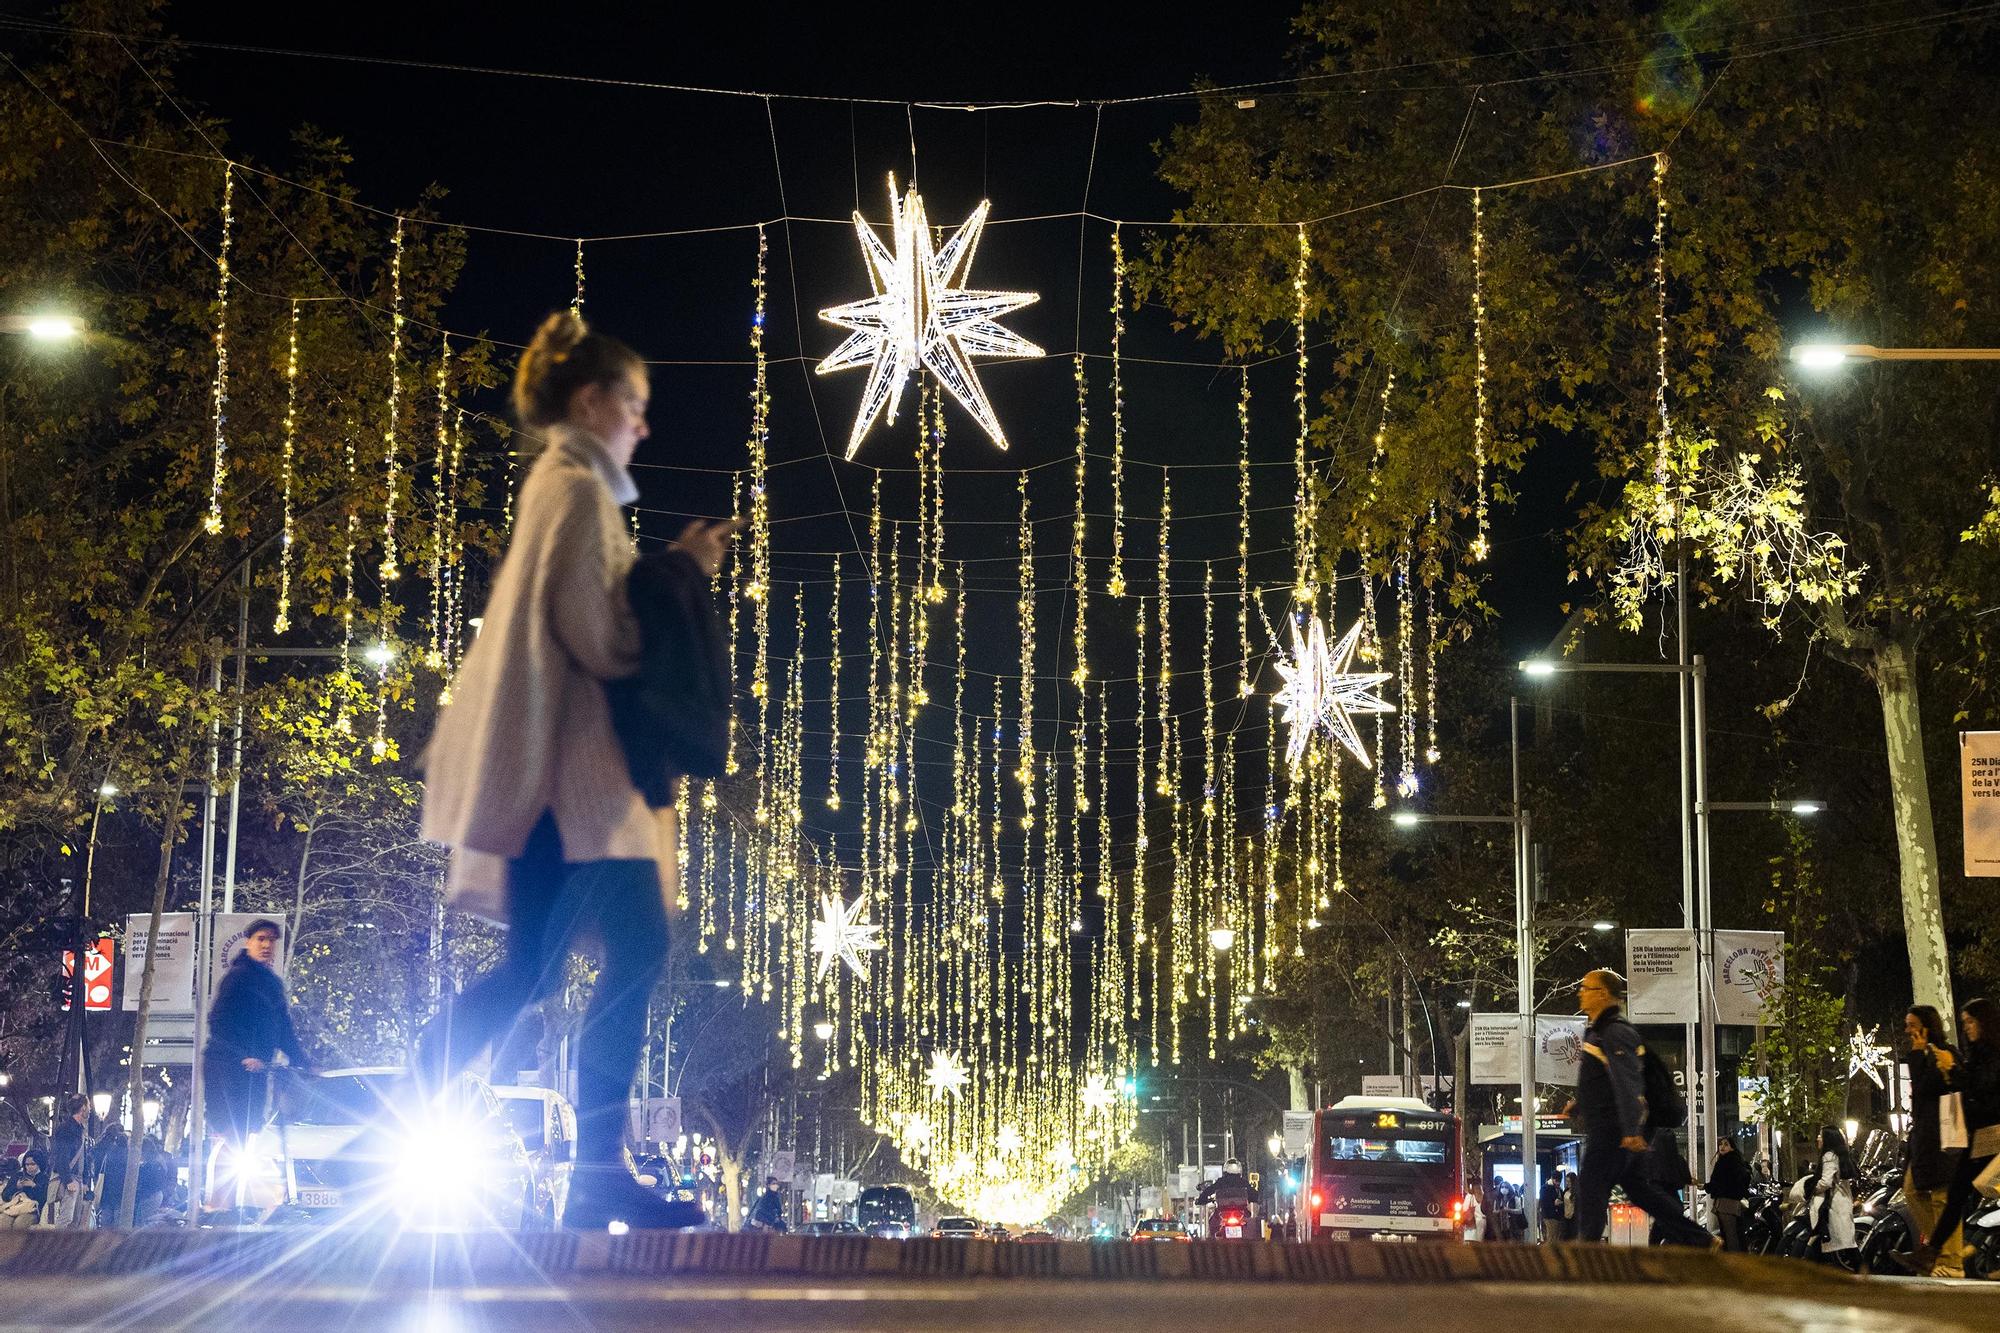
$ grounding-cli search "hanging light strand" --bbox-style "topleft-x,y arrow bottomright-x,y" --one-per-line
273,298 -> 300,632
827,552 -> 843,810
1071,354 -> 1090,688
1652,154 -> 1675,513
1154,470 -> 1173,797
1292,224 -> 1314,603
380,217 -> 406,582
1469,188 -> 1491,562
333,417 -> 359,736
1015,471 -> 1036,813
1237,368 -> 1252,697
572,239 -> 586,319
427,334 -> 452,669
203,164 -> 235,536
1107,223 -> 1128,598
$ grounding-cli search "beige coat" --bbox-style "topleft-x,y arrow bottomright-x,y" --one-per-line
420,424 -> 676,917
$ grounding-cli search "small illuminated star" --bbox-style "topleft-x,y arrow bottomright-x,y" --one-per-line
1272,614 -> 1395,767
926,1049 -> 969,1101
1081,1075 -> 1117,1113
817,174 -> 1042,458
811,892 -> 883,980
995,1125 -> 1023,1156
1846,1025 -> 1893,1088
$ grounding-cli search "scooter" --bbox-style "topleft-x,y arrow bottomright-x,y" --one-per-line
1856,1178 -> 1914,1274
1207,1200 -> 1254,1239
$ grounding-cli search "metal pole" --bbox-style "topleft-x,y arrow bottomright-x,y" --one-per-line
189,648 -> 224,1202
1512,696 -> 1539,1243
1675,552 -> 1701,1170
1693,656 -> 1718,1195
221,560 -> 250,914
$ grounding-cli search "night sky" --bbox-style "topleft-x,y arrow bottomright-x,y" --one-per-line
107,2 -> 1580,878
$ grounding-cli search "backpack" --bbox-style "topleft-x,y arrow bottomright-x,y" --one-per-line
1640,1044 -> 1686,1132
607,550 -> 733,803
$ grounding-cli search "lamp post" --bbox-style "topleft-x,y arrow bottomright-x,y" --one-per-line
1790,342 -> 2000,369
0,313 -> 86,340
1389,696 -> 1536,1240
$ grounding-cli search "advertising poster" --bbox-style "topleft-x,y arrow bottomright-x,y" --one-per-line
1963,731 -> 2000,876
1624,928 -> 1698,1023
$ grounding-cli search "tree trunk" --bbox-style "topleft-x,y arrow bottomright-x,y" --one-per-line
1872,636 -> 1955,1028
288,814 -> 317,944
720,1152 -> 743,1232
1286,1065 -> 1309,1111
118,776 -> 192,1227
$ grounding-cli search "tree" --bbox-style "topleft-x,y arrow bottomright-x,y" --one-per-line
1134,0 -> 2000,1024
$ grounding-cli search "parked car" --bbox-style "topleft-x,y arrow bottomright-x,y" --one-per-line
931,1215 -> 982,1238
799,1219 -> 863,1236
253,1066 -> 538,1230
1015,1228 -> 1058,1243
489,1084 -> 576,1229
1130,1217 -> 1192,1243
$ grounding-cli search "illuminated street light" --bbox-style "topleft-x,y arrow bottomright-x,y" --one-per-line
1,313 -> 85,340
1267,1133 -> 1284,1158
813,1020 -> 835,1042
1791,341 -> 2000,369
1209,926 -> 1236,952
363,642 -> 395,668
98,783 -> 118,799
1592,920 -> 1616,933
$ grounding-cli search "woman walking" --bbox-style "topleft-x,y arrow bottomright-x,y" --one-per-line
1895,1004 -> 1962,1272
418,312 -> 737,1231
1803,1125 -> 1859,1267
1911,996 -> 2000,1277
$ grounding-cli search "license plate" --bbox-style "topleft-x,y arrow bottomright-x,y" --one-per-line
297,1189 -> 341,1209
1223,1225 -> 1243,1237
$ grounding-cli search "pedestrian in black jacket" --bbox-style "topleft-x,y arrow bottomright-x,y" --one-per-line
1915,996 -> 2000,1276
1571,969 -> 1713,1247
1705,1138 -> 1752,1251
1895,1004 -> 1962,1270
1644,1128 -> 1696,1245
201,919 -> 306,1213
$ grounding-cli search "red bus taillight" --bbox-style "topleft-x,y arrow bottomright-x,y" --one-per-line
1311,1190 -> 1323,1211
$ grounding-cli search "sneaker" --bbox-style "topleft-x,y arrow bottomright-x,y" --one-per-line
562,1169 -> 692,1231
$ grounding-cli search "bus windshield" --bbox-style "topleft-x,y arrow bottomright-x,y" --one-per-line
1319,1112 -> 1453,1171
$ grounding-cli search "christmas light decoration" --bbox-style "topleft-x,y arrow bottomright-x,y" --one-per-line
571,239 -> 585,319
426,334 -> 452,668
1237,369 -> 1253,696
817,174 -> 1043,458
1107,224 -> 1128,597
926,1049 -> 969,1101
380,218 -> 406,583
1071,355 -> 1090,690
1396,548 -> 1418,798
812,892 -> 883,981
1845,1025 -> 1893,1088
1273,614 -> 1395,769
1292,224 -> 1314,602
1469,189 -> 1491,562
203,164 -> 234,536
332,416 -> 359,736
273,299 -> 300,633
1652,156 -> 1673,513
827,553 -> 843,810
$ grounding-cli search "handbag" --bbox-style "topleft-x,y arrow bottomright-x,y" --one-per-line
1973,1123 -> 2000,1159
1941,1091 -> 1969,1151
1976,1154 -> 2000,1200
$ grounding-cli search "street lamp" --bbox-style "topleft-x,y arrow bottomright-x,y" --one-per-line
1209,926 -> 1237,952
813,1020 -> 835,1042
363,641 -> 395,668
0,313 -> 85,340
1267,1133 -> 1284,1159
1791,342 -> 2000,369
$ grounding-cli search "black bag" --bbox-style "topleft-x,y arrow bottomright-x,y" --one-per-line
606,550 -> 732,804
1641,1044 -> 1686,1132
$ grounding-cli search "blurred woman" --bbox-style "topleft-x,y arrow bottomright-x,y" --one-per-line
1803,1125 -> 1859,1264
418,312 -> 737,1231
1914,996 -> 2000,1276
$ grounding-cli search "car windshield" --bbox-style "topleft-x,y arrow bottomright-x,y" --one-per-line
858,1187 -> 914,1226
936,1217 -> 976,1229
285,1074 -> 400,1126
498,1099 -> 544,1150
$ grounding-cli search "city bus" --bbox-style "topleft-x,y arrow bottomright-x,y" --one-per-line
1296,1096 -> 1464,1241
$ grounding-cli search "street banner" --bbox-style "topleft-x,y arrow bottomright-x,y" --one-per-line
1963,731 -> 2000,876
60,938 -> 116,1012
1359,1073 -> 1453,1099
1469,1012 -> 1524,1085
766,1150 -> 796,1184
1624,928 -> 1698,1023
1713,930 -> 1784,1025
1281,1110 -> 1314,1157
123,913 -> 196,1012
629,1096 -> 681,1145
1535,1016 -> 1585,1087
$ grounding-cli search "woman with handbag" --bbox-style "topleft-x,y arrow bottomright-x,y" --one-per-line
416,312 -> 739,1231
1894,1004 -> 1963,1271
1803,1125 -> 1859,1265
1914,996 -> 2000,1276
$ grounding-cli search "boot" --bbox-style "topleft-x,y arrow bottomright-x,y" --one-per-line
1887,1241 -> 1938,1274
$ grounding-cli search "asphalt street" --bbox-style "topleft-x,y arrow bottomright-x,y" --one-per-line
4,1273 -> 1999,1332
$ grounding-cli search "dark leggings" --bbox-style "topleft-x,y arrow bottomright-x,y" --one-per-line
1931,1150 -> 1996,1254
1576,1135 -> 1712,1246
418,812 -> 667,1165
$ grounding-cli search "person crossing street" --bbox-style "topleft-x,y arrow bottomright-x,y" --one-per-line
1570,969 -> 1713,1248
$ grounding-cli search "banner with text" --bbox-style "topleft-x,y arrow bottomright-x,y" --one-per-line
123,913 -> 196,1013
1624,929 -> 1698,1023
1712,930 -> 1784,1025
1535,1016 -> 1586,1087
1470,1012 -> 1527,1085
1963,731 -> 2000,876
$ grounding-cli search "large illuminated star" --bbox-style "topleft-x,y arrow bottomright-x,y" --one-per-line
1272,614 -> 1395,768
1081,1074 -> 1117,1113
811,892 -> 883,980
817,173 -> 1042,458
1846,1024 -> 1893,1088
926,1049 -> 969,1101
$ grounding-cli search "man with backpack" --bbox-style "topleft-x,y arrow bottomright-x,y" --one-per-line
1572,969 -> 1715,1247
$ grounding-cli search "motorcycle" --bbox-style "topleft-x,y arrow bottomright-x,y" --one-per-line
1207,1199 -> 1254,1239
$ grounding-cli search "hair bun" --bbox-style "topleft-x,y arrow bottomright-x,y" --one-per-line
511,310 -> 643,428
531,310 -> 588,362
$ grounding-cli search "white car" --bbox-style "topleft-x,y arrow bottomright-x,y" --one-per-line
226,1066 -> 540,1229
490,1084 -> 577,1229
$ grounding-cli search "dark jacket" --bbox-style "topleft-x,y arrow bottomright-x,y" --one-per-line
749,1187 -> 788,1231
1197,1171 -> 1253,1206
1955,1039 -> 2000,1132
1706,1147 -> 1752,1202
1577,1005 -> 1648,1141
49,1117 -> 91,1179
202,953 -> 306,1072
606,549 -> 731,807
1644,1129 -> 1692,1194
1903,1041 -> 1962,1189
